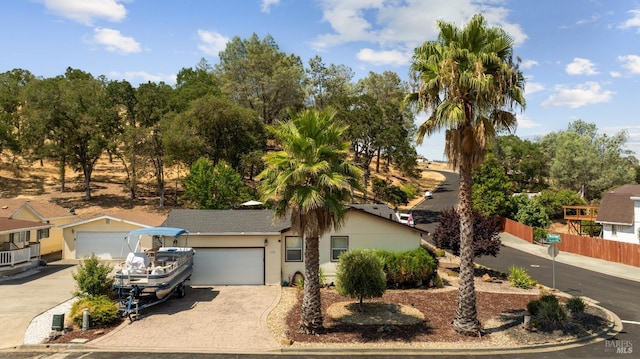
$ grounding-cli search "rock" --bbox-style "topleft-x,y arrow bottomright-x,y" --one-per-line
482,273 -> 491,282
280,338 -> 294,346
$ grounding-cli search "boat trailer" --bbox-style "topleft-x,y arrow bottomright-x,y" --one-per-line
116,281 -> 187,321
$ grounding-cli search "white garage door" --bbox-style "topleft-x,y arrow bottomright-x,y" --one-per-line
76,231 -> 129,260
191,248 -> 264,285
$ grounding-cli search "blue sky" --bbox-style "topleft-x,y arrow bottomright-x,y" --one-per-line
2,0 -> 640,161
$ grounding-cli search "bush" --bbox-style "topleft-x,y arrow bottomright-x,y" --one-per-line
72,254 -> 113,297
432,208 -> 502,257
508,265 -> 537,289
69,295 -> 120,328
401,183 -> 420,199
376,248 -> 437,288
566,296 -> 586,314
526,294 -> 567,331
336,249 -> 386,308
533,227 -> 547,244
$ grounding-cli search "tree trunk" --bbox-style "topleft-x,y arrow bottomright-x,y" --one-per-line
452,158 -> 482,336
59,157 -> 66,192
299,236 -> 323,334
84,167 -> 92,201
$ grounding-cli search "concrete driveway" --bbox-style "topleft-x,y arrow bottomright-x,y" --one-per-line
91,285 -> 282,352
0,262 -> 77,349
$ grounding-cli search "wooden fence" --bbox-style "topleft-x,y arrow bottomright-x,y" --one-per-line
501,218 -> 640,268
502,218 -> 533,243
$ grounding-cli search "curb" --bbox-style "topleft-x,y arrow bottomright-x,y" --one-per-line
12,301 -> 621,356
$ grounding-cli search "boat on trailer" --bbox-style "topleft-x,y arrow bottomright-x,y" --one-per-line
113,227 -> 195,320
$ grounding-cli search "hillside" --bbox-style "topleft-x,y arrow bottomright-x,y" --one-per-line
0,153 -> 449,218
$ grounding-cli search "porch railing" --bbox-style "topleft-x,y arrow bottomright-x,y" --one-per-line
0,243 -> 40,267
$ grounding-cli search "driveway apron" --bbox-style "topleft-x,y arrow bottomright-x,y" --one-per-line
0,263 -> 77,349
92,285 -> 281,352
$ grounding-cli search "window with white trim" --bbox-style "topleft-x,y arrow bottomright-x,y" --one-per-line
285,236 -> 303,262
331,236 -> 349,261
612,224 -> 618,236
9,231 -> 30,244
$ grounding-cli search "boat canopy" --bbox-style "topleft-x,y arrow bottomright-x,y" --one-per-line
128,227 -> 188,239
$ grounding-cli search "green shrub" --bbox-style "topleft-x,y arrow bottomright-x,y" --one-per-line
72,254 -> 113,297
527,294 -> 567,331
336,249 -> 386,308
432,275 -> 444,288
508,265 -> 537,289
401,183 -> 420,199
533,227 -> 547,244
69,295 -> 120,328
376,248 -> 436,288
566,296 -> 586,314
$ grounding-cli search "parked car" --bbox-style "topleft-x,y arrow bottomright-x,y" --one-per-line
424,191 -> 433,199
396,212 -> 415,227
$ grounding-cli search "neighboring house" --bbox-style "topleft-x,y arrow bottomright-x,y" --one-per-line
59,212 -> 165,260
596,184 -> 640,244
0,199 -> 76,256
161,204 -> 427,286
0,217 -> 52,274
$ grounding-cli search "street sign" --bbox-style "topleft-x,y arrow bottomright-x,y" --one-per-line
548,242 -> 560,290
546,234 -> 562,243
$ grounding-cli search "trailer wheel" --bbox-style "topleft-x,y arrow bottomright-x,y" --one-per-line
177,283 -> 186,298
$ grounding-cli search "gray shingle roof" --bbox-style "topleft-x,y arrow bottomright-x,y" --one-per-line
596,184 -> 640,225
162,209 -> 291,234
349,204 -> 399,222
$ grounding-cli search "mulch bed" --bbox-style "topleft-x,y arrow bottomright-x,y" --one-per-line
285,288 -> 540,344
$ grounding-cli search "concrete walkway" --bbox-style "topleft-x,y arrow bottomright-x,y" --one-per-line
499,233 -> 640,283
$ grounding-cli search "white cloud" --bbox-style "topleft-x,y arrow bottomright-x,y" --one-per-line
610,71 -> 621,78
541,82 -> 614,108
109,70 -> 176,85
515,114 -> 540,129
618,55 -> 640,74
356,48 -> 410,66
565,58 -> 598,75
260,0 -> 280,13
525,82 -> 544,94
93,28 -> 140,54
520,59 -> 538,69
311,0 -> 527,52
619,9 -> 640,32
197,30 -> 229,56
42,0 -> 127,25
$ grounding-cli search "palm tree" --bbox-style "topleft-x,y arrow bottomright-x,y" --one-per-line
258,108 -> 363,334
406,14 -> 525,335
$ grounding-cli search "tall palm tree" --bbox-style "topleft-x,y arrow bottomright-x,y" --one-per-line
258,108 -> 362,334
406,14 -> 525,335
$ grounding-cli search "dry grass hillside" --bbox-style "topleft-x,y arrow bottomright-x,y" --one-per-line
0,153 -> 450,217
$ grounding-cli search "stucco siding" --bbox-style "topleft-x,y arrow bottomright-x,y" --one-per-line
282,211 -> 423,284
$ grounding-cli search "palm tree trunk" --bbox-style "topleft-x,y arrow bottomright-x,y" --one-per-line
452,158 -> 482,336
299,235 -> 323,334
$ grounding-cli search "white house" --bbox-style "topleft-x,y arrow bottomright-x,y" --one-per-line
161,204 -> 427,286
596,184 -> 640,244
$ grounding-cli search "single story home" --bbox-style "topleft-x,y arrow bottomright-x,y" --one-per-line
596,184 -> 640,244
0,199 -> 76,255
161,204 -> 428,286
59,212 -> 166,260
